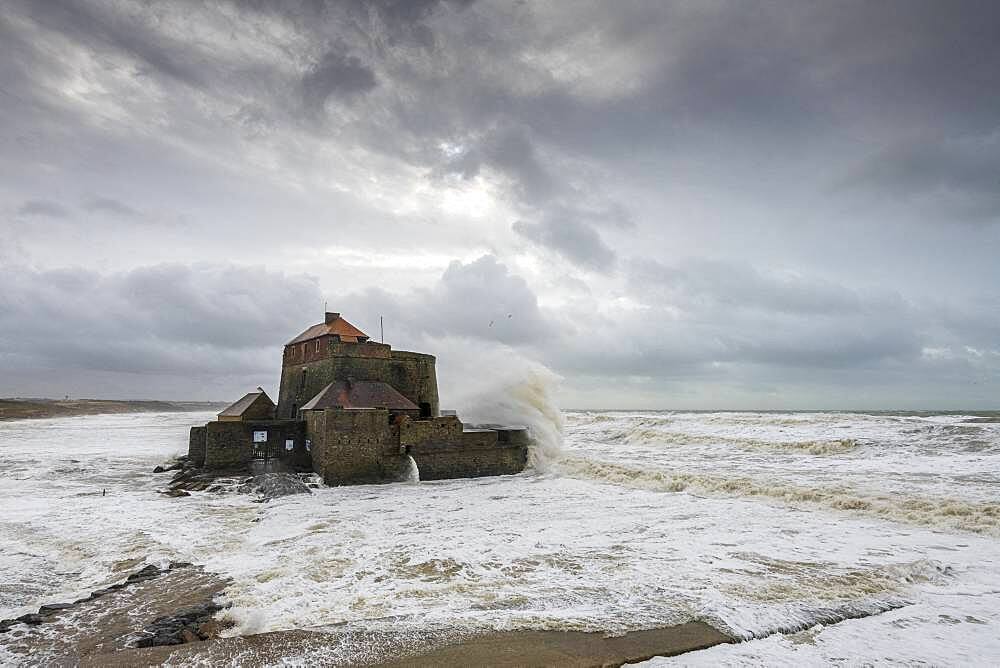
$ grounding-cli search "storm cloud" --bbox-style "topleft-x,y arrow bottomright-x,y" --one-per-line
0,0 -> 997,408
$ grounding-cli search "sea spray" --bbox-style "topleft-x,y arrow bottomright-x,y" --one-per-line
436,340 -> 565,470
405,455 -> 420,483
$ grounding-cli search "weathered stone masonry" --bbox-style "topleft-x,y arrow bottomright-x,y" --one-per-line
277,342 -> 439,421
189,312 -> 528,485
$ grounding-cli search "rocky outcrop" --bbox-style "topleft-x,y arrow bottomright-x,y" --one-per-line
0,561 -> 232,664
237,473 -> 313,500
134,601 -> 228,647
163,460 -> 250,493
0,562 -> 195,634
157,457 -> 316,501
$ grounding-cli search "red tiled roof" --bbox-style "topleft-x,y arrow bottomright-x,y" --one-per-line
300,380 -> 418,411
287,313 -> 369,345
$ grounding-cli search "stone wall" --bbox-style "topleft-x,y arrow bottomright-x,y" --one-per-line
277,345 -> 438,419
303,409 -> 326,474
305,408 -> 409,485
402,417 -> 529,481
284,338 -> 391,366
188,426 -> 207,467
412,442 -> 528,481
202,420 -> 307,471
203,421 -> 254,470
239,393 -> 275,421
399,415 -> 464,448
386,350 -> 439,418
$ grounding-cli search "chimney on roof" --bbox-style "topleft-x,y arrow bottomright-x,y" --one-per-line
325,311 -> 340,324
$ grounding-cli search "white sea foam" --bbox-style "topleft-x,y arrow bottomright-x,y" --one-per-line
1,409 -> 999,665
554,455 -> 1000,535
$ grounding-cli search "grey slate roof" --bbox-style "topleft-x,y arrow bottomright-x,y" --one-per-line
218,390 -> 273,417
301,380 -> 418,411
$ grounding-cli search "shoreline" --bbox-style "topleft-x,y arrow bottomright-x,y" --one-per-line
1,559 -> 734,666
0,398 -> 225,421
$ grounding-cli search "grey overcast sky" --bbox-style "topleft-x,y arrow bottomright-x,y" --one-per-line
1,0 -> 998,409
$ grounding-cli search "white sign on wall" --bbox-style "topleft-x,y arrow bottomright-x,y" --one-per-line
285,439 -> 294,451
305,440 -> 311,452
253,431 -> 268,443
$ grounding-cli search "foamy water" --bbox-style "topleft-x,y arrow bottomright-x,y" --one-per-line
1,408 -> 999,665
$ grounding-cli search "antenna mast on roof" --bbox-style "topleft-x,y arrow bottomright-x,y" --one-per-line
380,316 -> 384,343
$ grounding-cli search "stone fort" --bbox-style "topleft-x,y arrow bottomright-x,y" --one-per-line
188,312 -> 529,484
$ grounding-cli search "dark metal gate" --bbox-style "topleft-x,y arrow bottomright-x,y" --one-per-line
252,441 -> 281,461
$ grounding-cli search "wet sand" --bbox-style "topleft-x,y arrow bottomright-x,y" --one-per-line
371,623 -> 734,667
81,623 -> 734,667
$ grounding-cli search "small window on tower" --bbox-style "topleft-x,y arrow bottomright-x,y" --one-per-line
315,340 -> 320,353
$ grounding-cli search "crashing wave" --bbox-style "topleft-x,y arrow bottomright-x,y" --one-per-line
446,347 -> 565,471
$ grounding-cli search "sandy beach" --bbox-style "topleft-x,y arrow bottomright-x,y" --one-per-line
79,623 -> 733,667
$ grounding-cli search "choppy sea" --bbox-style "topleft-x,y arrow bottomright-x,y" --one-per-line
1,401 -> 999,665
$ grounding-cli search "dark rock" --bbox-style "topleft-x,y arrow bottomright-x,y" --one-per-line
16,613 -> 45,625
153,465 -> 166,473
197,618 -> 232,639
125,564 -> 162,584
133,601 -> 227,648
136,634 -> 183,648
162,489 -> 191,498
237,473 -> 313,500
168,561 -> 193,570
170,469 -> 195,483
38,602 -> 72,614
